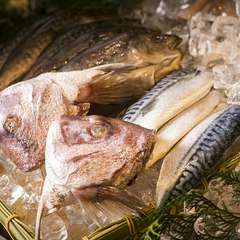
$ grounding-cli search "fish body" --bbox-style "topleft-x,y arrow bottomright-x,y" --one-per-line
156,105 -> 240,207
0,14 -> 50,70
0,64 -> 151,172
0,10 -> 112,90
23,20 -> 138,79
123,69 -> 213,130
35,115 -> 155,239
0,17 -> 182,90
146,90 -> 221,168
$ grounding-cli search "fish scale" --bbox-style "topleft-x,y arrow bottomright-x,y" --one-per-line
122,68 -> 197,122
162,105 -> 240,202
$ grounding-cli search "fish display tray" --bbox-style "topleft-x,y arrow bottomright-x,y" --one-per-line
0,196 -> 154,240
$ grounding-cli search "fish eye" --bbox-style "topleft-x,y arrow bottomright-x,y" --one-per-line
90,122 -> 111,138
3,115 -> 21,134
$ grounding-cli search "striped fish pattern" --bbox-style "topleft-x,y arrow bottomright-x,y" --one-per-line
171,105 -> 240,196
156,105 -> 240,207
122,68 -> 198,122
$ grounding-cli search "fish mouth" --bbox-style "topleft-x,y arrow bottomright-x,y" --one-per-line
153,50 -> 183,80
161,34 -> 182,49
170,35 -> 182,49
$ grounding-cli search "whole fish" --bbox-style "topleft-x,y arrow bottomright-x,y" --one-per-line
146,90 -> 221,168
156,105 -> 240,207
0,64 -> 154,172
0,16 -> 182,90
35,115 -> 155,239
0,10 -> 112,90
22,20 -> 155,79
123,69 -> 213,130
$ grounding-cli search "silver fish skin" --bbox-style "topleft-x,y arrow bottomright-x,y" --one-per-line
156,105 -> 240,207
122,69 -> 213,130
146,90 -> 221,168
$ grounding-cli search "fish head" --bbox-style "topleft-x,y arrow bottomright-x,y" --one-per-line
45,115 -> 155,193
0,84 -> 43,172
127,32 -> 182,79
0,81 -> 66,172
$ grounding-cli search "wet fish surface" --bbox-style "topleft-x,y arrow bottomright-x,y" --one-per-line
35,114 -> 155,239
123,69 -> 213,130
146,90 -> 221,168
23,19 -> 143,79
0,10 -> 113,90
0,64 -> 152,172
0,16 -> 181,90
156,105 -> 240,207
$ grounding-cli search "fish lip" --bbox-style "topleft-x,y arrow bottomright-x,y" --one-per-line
158,34 -> 182,50
168,35 -> 182,49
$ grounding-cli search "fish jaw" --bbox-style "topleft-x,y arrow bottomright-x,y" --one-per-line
126,34 -> 182,81
154,49 -> 182,80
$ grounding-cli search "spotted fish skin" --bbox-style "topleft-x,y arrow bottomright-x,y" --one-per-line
23,20 -> 143,79
122,69 -> 197,123
0,10 -> 111,90
157,105 -> 240,207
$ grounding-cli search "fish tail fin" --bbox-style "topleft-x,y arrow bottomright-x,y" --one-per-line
86,64 -> 151,104
72,184 -> 145,226
96,186 -> 145,212
77,187 -> 145,226
77,198 -> 140,227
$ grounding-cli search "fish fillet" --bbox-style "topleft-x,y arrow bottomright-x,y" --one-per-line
123,69 -> 213,130
156,105 -> 240,207
146,90 -> 221,168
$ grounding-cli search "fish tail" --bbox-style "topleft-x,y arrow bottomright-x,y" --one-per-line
97,187 -> 145,211
78,198 -> 139,226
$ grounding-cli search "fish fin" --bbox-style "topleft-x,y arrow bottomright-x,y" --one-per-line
74,186 -> 145,226
76,198 -> 140,227
94,186 -> 146,212
67,103 -> 90,116
86,64 -> 149,104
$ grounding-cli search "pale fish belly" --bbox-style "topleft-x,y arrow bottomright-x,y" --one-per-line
146,90 -> 221,168
156,105 -> 240,207
123,69 -> 213,130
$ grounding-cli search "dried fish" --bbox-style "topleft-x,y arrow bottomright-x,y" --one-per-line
146,90 -> 221,168
123,69 -> 213,130
156,105 -> 240,207
0,10 -> 111,90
